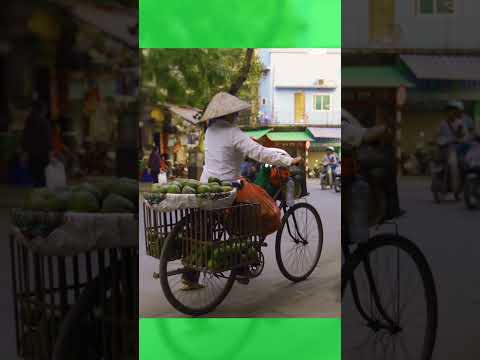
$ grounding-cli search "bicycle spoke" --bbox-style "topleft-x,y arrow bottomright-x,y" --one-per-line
278,204 -> 321,279
343,238 -> 434,360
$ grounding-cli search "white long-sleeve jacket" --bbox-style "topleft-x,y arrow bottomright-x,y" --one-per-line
200,119 -> 293,182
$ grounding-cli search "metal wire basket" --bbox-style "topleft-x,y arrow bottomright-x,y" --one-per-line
143,203 -> 261,272
10,230 -> 138,360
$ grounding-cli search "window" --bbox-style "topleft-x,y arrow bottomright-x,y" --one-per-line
418,0 -> 454,14
313,95 -> 331,111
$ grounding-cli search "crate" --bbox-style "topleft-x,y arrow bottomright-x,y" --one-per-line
10,232 -> 138,360
143,203 -> 261,272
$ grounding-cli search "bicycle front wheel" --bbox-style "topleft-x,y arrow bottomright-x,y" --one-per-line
159,218 -> 236,316
275,202 -> 323,282
342,234 -> 437,360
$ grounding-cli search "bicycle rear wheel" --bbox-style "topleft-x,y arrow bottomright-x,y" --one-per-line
159,218 -> 236,316
342,234 -> 437,360
275,202 -> 323,282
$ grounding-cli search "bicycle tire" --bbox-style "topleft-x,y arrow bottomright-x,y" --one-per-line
159,218 -> 237,316
342,234 -> 437,360
275,202 -> 323,282
52,271 -> 108,360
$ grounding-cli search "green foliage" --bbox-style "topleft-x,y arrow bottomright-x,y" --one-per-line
141,49 -> 262,119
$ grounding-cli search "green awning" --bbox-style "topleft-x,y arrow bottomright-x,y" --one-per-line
267,131 -> 314,142
342,66 -> 415,88
310,141 -> 341,149
243,129 -> 272,140
408,89 -> 480,102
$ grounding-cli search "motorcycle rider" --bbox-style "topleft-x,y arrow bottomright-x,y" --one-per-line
436,101 -> 467,198
322,147 -> 338,187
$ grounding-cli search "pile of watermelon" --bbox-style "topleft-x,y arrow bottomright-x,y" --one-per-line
184,241 -> 260,271
23,177 -> 138,214
151,177 -> 233,195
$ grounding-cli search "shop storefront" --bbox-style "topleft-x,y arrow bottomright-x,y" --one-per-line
2,2 -> 138,184
306,127 -> 341,168
141,104 -> 203,180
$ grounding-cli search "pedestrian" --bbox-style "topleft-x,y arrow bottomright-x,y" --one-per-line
22,101 -> 52,187
341,108 -> 392,242
375,105 -> 405,219
148,146 -> 161,183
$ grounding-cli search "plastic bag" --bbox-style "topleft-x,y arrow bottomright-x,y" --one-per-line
158,172 -> 167,184
254,165 -> 278,197
235,178 -> 281,237
45,160 -> 66,190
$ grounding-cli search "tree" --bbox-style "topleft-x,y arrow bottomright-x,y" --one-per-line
141,49 -> 261,117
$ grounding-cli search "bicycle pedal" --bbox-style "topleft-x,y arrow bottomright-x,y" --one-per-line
236,278 -> 250,285
152,272 -> 160,279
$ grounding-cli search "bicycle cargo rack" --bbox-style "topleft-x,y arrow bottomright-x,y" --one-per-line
143,203 -> 262,272
10,230 -> 138,360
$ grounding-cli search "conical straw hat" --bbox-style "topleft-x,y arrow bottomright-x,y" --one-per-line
199,92 -> 251,122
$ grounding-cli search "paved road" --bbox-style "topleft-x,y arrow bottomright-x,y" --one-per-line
395,177 -> 480,360
342,176 -> 480,360
139,179 -> 341,317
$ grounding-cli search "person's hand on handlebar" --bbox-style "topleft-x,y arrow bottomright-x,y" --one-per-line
291,156 -> 303,166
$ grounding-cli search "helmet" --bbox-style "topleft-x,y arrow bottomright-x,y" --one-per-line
446,100 -> 464,111
327,146 -> 334,152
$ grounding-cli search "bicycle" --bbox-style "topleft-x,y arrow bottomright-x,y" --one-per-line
144,166 -> 323,316
341,216 -> 438,359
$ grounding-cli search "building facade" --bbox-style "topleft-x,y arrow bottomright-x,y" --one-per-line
255,48 -> 341,170
343,0 -> 480,172
258,48 -> 341,127
343,0 -> 480,50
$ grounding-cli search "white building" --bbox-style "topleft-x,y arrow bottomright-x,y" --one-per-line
258,48 -> 341,127
343,0 -> 480,50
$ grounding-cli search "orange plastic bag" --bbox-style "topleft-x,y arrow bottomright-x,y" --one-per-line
270,167 -> 289,187
235,178 -> 281,237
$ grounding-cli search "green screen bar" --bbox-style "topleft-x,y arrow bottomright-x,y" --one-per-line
140,318 -> 341,360
139,0 -> 341,48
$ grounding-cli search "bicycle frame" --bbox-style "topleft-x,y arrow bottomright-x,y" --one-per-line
271,179 -> 308,244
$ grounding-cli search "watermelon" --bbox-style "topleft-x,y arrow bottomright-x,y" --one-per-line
208,177 -> 221,184
75,183 -> 102,201
102,194 -> 135,213
110,178 -> 138,203
182,186 -> 196,194
197,185 -> 210,194
209,184 -> 222,193
166,185 -> 181,194
67,191 -> 100,212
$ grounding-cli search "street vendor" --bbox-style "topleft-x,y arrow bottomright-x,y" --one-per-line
199,92 -> 302,183
178,92 -> 303,291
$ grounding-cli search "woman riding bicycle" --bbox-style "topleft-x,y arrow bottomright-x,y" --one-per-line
181,92 -> 303,290
199,92 -> 302,182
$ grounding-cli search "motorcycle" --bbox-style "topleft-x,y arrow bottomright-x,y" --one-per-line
464,144 -> 480,209
333,163 -> 341,193
430,143 -> 462,203
320,164 -> 334,190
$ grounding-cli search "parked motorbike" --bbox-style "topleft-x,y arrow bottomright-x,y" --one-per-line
430,144 -> 462,203
464,144 -> 480,209
333,163 -> 341,193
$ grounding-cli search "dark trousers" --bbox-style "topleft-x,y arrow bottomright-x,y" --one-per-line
383,144 -> 401,218
28,156 -> 49,188
150,170 -> 159,183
